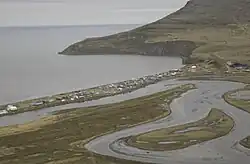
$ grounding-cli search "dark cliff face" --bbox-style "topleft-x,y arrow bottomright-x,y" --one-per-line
60,0 -> 250,57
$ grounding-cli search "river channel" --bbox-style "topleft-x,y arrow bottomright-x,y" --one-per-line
1,77 -> 250,163
85,80 -> 250,164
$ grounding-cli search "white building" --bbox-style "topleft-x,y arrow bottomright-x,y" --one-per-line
6,105 -> 18,111
48,99 -> 55,103
191,65 -> 197,69
0,110 -> 8,115
171,72 -> 177,76
191,65 -> 197,72
171,68 -> 180,72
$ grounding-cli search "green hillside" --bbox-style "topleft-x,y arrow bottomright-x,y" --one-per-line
60,0 -> 250,64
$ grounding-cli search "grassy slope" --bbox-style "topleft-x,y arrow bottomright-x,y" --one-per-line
0,84 -> 195,164
61,0 -> 250,64
224,86 -> 250,148
126,108 -> 234,151
224,87 -> 250,114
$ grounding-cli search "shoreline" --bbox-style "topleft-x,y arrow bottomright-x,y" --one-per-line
1,59 -> 248,118
1,58 -> 247,118
0,67 -> 185,117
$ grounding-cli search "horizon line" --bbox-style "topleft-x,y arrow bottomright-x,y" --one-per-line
0,24 -> 142,28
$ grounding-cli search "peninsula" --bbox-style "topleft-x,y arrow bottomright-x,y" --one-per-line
60,0 -> 250,65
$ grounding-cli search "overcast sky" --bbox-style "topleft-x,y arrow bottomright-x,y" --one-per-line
0,0 -> 188,27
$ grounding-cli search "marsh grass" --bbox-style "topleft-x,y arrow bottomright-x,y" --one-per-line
0,84 -> 195,164
126,108 -> 234,151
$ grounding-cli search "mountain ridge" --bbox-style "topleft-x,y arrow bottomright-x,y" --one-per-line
60,0 -> 250,64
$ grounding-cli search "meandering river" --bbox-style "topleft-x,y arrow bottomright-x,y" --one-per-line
2,79 -> 249,163
85,80 -> 250,164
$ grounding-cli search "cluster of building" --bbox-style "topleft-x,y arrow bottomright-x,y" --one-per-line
46,68 -> 182,104
226,61 -> 250,72
0,105 -> 18,115
0,68 -> 182,116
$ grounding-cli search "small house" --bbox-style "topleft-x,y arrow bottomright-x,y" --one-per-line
48,99 -> 55,103
0,110 -> 8,115
171,72 -> 177,76
226,61 -> 233,67
31,101 -> 45,106
55,97 -> 63,101
191,65 -> 197,69
170,69 -> 180,73
190,65 -> 197,72
6,105 -> 18,111
227,61 -> 249,69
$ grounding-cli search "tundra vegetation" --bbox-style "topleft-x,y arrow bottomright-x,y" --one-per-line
0,84 -> 195,164
224,85 -> 250,148
124,108 -> 234,151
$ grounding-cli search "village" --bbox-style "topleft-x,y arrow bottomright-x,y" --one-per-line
0,68 -> 183,116
1,59 -> 249,117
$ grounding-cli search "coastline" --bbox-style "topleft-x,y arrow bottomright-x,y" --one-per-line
0,66 -> 184,117
1,58 -> 248,118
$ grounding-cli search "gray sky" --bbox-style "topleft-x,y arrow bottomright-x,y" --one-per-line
0,0 -> 188,27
